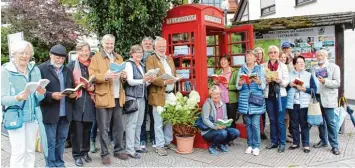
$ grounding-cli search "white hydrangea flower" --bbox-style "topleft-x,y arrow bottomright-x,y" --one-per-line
189,90 -> 200,103
175,92 -> 183,100
156,106 -> 164,114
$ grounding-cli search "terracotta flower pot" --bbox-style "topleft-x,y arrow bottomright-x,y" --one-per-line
175,134 -> 195,154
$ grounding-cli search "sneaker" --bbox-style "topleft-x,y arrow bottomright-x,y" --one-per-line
128,153 -> 141,159
219,144 -> 228,152
151,140 -> 156,148
252,148 -> 260,156
156,147 -> 168,156
101,156 -> 111,166
165,143 -> 176,151
135,147 -> 148,153
208,145 -> 218,155
140,141 -> 147,150
113,153 -> 129,160
90,141 -> 96,153
245,146 -> 252,154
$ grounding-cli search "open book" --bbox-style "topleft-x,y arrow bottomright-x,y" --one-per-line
293,77 -> 304,86
265,69 -> 278,79
215,119 -> 233,127
240,73 -> 257,84
158,73 -> 181,81
145,68 -> 160,77
80,76 -> 96,87
21,79 -> 50,93
211,75 -> 228,84
110,62 -> 126,73
315,67 -> 328,78
61,84 -> 84,96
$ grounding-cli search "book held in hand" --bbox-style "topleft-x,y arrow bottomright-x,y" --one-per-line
215,119 -> 233,127
145,68 -> 160,77
80,76 -> 96,87
61,84 -> 84,96
110,62 -> 126,73
315,67 -> 328,78
240,73 -> 257,84
211,75 -> 228,84
293,77 -> 304,86
158,73 -> 181,81
265,69 -> 278,79
20,79 -> 50,94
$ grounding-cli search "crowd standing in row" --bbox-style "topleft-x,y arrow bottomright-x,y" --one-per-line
1,35 -> 341,167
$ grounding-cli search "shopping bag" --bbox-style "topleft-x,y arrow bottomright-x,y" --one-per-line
335,97 -> 348,132
35,130 -> 43,153
307,89 -> 323,126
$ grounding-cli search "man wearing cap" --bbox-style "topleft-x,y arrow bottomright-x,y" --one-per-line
38,44 -> 77,167
88,34 -> 128,165
282,42 -> 294,60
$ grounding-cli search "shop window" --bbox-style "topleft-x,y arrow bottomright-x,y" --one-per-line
295,0 -> 317,6
201,0 -> 222,9
260,0 -> 275,16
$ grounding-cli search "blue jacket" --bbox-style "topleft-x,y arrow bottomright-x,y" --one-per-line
1,62 -> 44,122
286,70 -> 317,109
236,64 -> 266,115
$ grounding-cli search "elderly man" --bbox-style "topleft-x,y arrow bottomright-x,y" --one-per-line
38,44 -> 77,167
88,34 -> 128,165
145,36 -> 178,156
140,36 -> 157,150
311,49 -> 341,155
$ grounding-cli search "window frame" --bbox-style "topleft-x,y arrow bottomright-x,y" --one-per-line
295,0 -> 317,7
260,4 -> 276,16
200,0 -> 223,9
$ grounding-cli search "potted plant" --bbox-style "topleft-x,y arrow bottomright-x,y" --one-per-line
158,91 -> 200,154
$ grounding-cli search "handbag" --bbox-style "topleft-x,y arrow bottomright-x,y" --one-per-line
195,101 -> 214,131
123,99 -> 138,114
247,83 -> 264,106
307,89 -> 323,126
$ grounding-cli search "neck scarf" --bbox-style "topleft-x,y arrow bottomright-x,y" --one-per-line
268,60 -> 279,71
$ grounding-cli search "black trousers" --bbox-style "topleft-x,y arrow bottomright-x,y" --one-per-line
71,121 -> 93,159
226,102 -> 238,128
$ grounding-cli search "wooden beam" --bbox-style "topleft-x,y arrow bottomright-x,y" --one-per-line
335,25 -> 345,97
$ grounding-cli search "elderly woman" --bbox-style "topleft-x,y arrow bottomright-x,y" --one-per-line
67,42 -> 96,166
213,55 -> 239,128
254,47 -> 268,140
286,56 -> 317,153
201,85 -> 240,155
124,44 -> 154,159
1,41 -> 46,168
261,45 -> 289,153
236,50 -> 266,156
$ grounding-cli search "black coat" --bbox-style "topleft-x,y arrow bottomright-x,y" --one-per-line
67,61 -> 96,122
38,60 -> 75,124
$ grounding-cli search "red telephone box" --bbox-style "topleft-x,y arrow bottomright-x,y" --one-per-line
162,4 -> 254,149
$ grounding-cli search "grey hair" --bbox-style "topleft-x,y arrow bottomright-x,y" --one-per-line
154,36 -> 166,46
11,40 -> 34,58
316,49 -> 328,58
101,34 -> 115,44
208,85 -> 222,97
254,47 -> 264,56
268,45 -> 280,54
129,44 -> 143,56
76,41 -> 90,51
141,36 -> 153,44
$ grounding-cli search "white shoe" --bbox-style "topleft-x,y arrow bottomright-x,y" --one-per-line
245,146 -> 252,154
252,148 -> 260,156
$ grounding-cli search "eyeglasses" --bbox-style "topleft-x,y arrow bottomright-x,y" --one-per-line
268,51 -> 278,54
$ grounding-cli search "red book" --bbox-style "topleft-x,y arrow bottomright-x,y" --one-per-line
293,77 -> 304,86
240,74 -> 251,84
212,75 -> 228,84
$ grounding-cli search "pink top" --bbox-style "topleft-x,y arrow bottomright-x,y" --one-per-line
220,67 -> 231,104
215,103 -> 224,120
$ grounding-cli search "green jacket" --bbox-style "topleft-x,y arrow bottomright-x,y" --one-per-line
215,67 -> 240,103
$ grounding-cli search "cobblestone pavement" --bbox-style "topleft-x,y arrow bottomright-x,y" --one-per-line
2,115 -> 355,167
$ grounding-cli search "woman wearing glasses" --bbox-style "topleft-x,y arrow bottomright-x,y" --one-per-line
261,45 -> 289,153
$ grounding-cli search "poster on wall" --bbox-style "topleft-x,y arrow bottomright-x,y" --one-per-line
254,26 -> 335,70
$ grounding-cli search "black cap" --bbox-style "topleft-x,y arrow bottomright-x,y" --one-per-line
50,44 -> 67,57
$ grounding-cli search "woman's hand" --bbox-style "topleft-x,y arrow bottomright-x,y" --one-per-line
87,85 -> 95,92
216,125 -> 225,130
289,82 -> 297,87
36,87 -> 46,95
296,85 -> 306,92
238,79 -> 244,86
273,77 -> 282,84
69,92 -> 77,99
224,83 -> 229,88
16,90 -> 31,101
253,77 -> 262,85
213,78 -> 219,85
266,77 -> 272,83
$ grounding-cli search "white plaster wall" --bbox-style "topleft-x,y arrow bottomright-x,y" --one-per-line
344,30 -> 355,100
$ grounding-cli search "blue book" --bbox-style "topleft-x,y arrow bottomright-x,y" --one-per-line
315,67 -> 328,78
110,62 -> 126,73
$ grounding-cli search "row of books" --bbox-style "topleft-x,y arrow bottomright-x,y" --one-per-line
179,81 -> 194,92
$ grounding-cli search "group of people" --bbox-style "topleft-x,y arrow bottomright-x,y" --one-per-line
202,42 -> 341,157
1,34 -> 340,168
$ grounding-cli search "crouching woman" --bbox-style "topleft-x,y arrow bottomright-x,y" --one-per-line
201,85 -> 240,155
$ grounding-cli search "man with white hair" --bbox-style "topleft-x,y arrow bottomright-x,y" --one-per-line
311,49 -> 341,155
88,34 -> 128,165
145,36 -> 178,156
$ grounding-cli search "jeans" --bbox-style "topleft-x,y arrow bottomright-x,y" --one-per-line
316,96 -> 338,149
8,121 -> 38,168
203,128 -> 240,146
289,104 -> 309,147
140,102 -> 155,144
90,119 -> 97,142
245,114 -> 261,148
124,98 -> 145,155
71,121 -> 93,159
44,117 -> 70,167
226,103 -> 238,128
266,96 -> 287,146
261,113 -> 266,134
96,99 -> 125,157
152,106 -> 173,148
